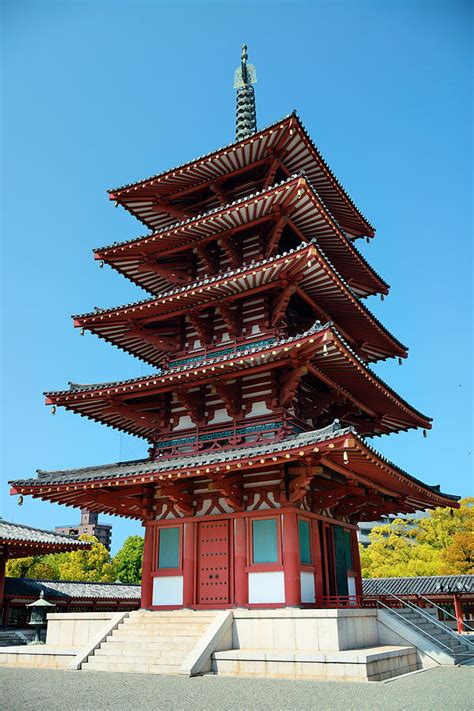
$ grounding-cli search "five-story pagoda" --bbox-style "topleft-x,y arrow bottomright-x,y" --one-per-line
10,47 -> 458,610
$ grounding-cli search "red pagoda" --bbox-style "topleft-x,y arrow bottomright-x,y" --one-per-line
10,47 -> 458,610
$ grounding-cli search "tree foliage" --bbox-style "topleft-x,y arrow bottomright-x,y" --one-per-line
56,535 -> 116,582
113,536 -> 144,584
361,498 -> 473,578
6,535 -> 116,582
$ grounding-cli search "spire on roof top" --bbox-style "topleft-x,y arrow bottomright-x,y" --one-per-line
234,44 -> 257,141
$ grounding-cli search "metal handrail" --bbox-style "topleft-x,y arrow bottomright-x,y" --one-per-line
376,587 -> 474,652
414,594 -> 474,633
376,600 -> 463,657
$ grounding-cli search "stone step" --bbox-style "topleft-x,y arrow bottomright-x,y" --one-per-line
82,658 -> 181,674
102,639 -> 198,651
111,626 -> 207,637
116,625 -> 209,634
110,629 -> 205,639
106,634 -> 201,644
92,650 -> 188,663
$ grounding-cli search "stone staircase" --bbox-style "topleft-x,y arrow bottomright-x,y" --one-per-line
81,610 -> 217,674
393,608 -> 473,664
0,630 -> 27,647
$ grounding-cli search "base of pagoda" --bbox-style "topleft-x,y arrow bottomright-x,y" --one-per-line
141,509 -> 363,611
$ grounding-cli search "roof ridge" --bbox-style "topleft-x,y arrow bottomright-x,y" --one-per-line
0,519 -> 89,543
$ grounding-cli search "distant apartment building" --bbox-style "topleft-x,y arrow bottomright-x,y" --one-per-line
358,511 -> 429,548
55,509 -> 112,551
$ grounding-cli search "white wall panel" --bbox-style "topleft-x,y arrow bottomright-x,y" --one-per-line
300,572 -> 315,603
152,576 -> 183,606
248,572 -> 285,604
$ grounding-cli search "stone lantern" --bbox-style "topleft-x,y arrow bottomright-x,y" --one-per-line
26,591 -> 55,645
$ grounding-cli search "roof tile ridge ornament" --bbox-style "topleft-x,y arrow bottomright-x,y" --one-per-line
234,44 -> 257,141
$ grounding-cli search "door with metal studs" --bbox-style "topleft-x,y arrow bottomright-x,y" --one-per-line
197,520 -> 230,605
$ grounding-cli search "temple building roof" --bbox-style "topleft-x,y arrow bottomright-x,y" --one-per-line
43,322 -> 429,439
363,576 -> 473,597
76,241 -> 404,365
97,174 -> 387,298
0,519 -> 91,558
9,424 -> 458,519
4,577 -> 141,601
108,113 -> 374,238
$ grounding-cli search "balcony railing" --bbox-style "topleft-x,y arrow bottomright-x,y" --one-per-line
150,413 -> 310,458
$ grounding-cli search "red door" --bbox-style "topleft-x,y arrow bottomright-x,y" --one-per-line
197,520 -> 230,605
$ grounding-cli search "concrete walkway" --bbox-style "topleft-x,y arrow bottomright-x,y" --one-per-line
1,666 -> 472,711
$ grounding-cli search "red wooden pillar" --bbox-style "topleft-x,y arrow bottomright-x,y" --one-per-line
283,512 -> 301,607
453,594 -> 464,633
234,517 -> 248,606
183,521 -> 195,607
350,529 -> 363,596
311,519 -> 324,603
141,523 -> 154,609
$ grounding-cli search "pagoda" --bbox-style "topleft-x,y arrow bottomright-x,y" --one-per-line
10,47 -> 458,610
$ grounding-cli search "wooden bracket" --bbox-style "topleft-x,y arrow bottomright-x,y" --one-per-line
136,258 -> 190,284
212,381 -> 242,418
157,483 -> 194,515
265,215 -> 288,257
312,484 -> 364,511
210,182 -> 228,205
283,464 -> 324,505
104,399 -> 161,432
188,312 -> 214,345
218,302 -> 242,339
149,200 -> 190,220
279,364 -> 308,407
126,323 -> 178,352
220,236 -> 242,268
271,282 -> 296,326
196,243 -> 220,275
208,474 -> 243,511
176,388 -> 206,425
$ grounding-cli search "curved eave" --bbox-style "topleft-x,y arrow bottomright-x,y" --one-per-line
9,429 -> 458,516
43,323 -> 430,440
108,113 -> 374,238
76,242 -> 404,364
96,174 -> 387,299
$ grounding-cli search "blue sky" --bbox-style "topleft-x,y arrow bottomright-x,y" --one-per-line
1,0 -> 472,555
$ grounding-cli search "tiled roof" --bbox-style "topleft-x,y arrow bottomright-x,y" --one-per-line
76,238 -> 402,366
9,423 -> 458,505
0,520 -> 89,547
15,422 -> 351,487
45,320 -> 329,396
41,320 -> 428,440
108,112 -> 374,236
4,577 -> 141,600
363,575 -> 473,596
97,173 -> 372,264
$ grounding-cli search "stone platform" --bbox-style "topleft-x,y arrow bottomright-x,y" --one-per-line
212,645 -> 417,681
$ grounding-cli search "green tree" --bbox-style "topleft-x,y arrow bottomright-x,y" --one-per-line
58,534 -> 116,582
416,498 -> 474,549
360,499 -> 474,578
113,535 -> 144,583
5,535 -> 115,582
360,519 -> 441,578
441,533 -> 474,574
6,557 -> 36,578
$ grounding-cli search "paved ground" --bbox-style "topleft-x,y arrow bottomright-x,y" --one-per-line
1,666 -> 472,711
